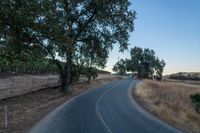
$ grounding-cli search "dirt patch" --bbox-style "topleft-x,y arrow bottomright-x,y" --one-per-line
133,80 -> 200,133
0,77 -> 120,133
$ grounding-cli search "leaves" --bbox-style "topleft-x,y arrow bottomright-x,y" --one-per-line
113,59 -> 127,75
0,0 -> 136,90
113,46 -> 166,80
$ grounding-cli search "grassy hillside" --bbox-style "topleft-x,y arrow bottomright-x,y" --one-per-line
134,80 -> 200,133
168,72 -> 200,81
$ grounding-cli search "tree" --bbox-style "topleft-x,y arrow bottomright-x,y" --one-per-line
113,46 -> 166,80
113,59 -> 127,75
37,0 -> 136,93
0,0 -> 136,93
0,0 -> 48,71
129,47 -> 143,77
79,36 -> 108,83
154,58 -> 166,80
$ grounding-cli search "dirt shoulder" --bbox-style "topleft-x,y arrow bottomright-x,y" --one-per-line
133,80 -> 200,133
0,78 -> 120,133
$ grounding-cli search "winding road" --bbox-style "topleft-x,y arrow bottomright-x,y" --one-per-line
30,79 -> 182,133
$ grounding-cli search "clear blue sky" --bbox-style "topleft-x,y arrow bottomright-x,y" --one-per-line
105,0 -> 200,75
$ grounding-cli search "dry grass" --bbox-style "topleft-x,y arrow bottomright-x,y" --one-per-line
133,80 -> 200,133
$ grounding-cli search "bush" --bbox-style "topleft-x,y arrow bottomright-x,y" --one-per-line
190,93 -> 200,113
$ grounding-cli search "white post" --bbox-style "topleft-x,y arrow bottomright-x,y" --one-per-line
118,57 -> 120,77
32,77 -> 34,90
4,106 -> 8,128
10,77 -> 15,96
47,76 -> 49,88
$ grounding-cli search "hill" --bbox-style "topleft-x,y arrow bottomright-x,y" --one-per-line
168,72 -> 200,81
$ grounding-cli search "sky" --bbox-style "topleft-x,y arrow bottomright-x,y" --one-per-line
105,0 -> 200,75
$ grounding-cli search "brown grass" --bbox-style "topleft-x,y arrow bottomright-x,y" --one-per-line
133,80 -> 200,133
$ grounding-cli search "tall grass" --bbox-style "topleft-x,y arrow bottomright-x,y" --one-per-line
134,80 -> 200,133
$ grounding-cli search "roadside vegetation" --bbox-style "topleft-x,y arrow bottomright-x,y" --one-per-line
134,80 -> 200,133
190,93 -> 200,114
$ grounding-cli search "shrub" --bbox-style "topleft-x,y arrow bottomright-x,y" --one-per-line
190,93 -> 200,113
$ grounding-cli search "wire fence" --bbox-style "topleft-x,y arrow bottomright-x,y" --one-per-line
0,74 -> 118,100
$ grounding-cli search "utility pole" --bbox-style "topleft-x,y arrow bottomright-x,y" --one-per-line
118,57 -> 119,76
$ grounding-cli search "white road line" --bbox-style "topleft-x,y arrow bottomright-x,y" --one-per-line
95,82 -> 121,133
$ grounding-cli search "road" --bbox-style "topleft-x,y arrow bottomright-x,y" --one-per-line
30,79 -> 182,133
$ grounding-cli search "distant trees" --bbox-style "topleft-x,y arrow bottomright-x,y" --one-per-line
112,59 -> 127,75
113,46 -> 166,80
0,0 -> 136,93
169,72 -> 200,81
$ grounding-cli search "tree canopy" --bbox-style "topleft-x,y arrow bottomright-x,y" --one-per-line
0,0 -> 136,93
112,59 -> 127,75
113,46 -> 166,80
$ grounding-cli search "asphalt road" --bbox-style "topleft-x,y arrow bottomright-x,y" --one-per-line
30,79 -> 182,133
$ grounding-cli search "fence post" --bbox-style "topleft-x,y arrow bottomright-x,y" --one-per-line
47,76 -> 49,88
32,77 -> 35,91
10,77 -> 15,97
4,106 -> 8,128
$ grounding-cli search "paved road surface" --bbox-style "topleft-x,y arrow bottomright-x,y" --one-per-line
30,79 -> 182,133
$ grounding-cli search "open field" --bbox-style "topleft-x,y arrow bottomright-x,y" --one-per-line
133,80 -> 200,133
0,77 -> 120,133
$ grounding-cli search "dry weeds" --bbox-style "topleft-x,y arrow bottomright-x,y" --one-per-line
134,80 -> 200,133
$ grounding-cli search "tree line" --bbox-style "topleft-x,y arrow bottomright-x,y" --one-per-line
0,0 -> 136,93
113,46 -> 166,80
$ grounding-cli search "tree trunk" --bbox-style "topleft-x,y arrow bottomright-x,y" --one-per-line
137,69 -> 141,79
61,73 -> 68,93
60,51 -> 72,93
87,76 -> 91,83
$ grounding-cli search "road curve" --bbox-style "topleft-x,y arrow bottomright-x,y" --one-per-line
30,79 -> 182,133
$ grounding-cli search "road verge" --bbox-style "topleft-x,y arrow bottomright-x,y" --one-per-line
133,80 -> 200,133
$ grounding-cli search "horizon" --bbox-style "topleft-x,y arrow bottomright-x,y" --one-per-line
104,0 -> 200,75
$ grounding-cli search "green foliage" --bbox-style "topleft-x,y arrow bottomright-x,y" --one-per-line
0,54 -> 60,74
0,0 -> 136,92
128,47 -> 165,80
85,67 -> 98,82
113,46 -> 166,80
0,0 -> 45,56
190,93 -> 200,113
112,59 -> 127,75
